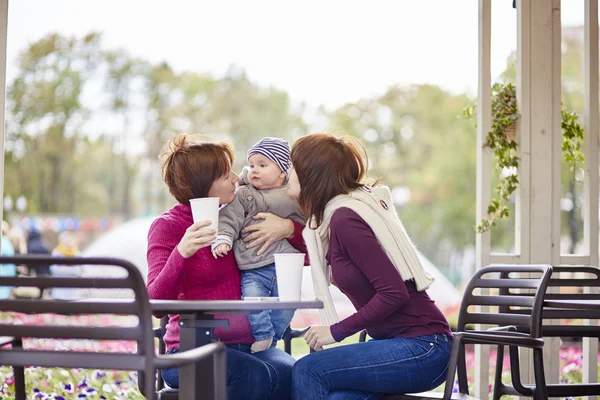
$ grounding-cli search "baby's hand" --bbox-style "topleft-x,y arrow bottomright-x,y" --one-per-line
238,166 -> 251,185
213,243 -> 231,258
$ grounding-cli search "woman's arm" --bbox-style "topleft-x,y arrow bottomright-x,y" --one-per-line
242,213 -> 307,257
328,208 -> 410,342
147,218 -> 216,299
287,220 -> 308,256
146,218 -> 191,300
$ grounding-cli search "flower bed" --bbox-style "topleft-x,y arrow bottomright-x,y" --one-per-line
456,346 -> 600,396
0,312 -> 598,399
0,312 -> 143,399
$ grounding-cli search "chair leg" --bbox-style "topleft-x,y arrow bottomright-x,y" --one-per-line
456,342 -> 469,394
359,330 -> 367,343
492,345 -> 505,400
145,368 -> 158,400
508,345 -> 532,396
14,366 -> 25,400
532,348 -> 548,400
138,371 -> 146,398
283,326 -> 292,355
13,338 -> 25,400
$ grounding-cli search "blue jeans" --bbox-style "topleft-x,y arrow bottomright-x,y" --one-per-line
162,344 -> 295,400
292,333 -> 452,400
241,264 -> 295,341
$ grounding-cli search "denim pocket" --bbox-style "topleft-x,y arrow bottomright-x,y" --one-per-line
405,335 -> 437,358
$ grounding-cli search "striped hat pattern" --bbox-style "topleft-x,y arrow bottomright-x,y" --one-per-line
247,137 -> 292,173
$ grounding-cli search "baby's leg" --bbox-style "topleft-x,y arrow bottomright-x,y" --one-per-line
241,268 -> 275,352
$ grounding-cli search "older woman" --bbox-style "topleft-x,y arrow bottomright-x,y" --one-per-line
147,134 -> 304,400
289,133 -> 452,400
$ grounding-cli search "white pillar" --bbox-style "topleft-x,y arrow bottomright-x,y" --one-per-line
582,0 -> 599,393
0,0 -> 8,249
516,0 -> 562,389
475,0 -> 492,397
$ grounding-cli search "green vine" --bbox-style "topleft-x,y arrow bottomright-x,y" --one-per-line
464,83 -> 585,233
562,108 -> 585,180
475,83 -> 519,233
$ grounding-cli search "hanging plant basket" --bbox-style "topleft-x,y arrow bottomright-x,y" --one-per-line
463,83 -> 586,234
503,122 -> 517,142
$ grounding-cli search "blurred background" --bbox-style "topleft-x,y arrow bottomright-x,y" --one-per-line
0,1 -> 592,315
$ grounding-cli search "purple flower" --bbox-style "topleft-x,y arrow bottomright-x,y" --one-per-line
92,370 -> 106,380
77,394 -> 88,398
56,397 -> 66,400
34,393 -> 44,399
60,382 -> 74,393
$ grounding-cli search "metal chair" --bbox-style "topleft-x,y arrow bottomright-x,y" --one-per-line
492,265 -> 600,399
0,255 -> 227,400
385,264 -> 553,400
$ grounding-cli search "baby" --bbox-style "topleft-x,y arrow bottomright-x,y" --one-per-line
212,137 -> 304,353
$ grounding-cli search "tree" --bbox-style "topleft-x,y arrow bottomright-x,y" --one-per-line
326,85 -> 477,268
103,48 -> 147,218
6,32 -> 102,213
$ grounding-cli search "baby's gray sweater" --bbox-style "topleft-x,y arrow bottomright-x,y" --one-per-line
214,185 -> 304,270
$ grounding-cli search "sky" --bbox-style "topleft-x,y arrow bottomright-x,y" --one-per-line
7,0 -> 587,112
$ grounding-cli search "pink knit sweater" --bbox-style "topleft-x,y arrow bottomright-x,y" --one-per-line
146,203 -> 307,352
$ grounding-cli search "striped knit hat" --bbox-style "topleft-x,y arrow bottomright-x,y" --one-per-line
247,137 -> 292,174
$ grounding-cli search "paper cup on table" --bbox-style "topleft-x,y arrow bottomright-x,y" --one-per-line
274,253 -> 305,301
190,197 -> 220,231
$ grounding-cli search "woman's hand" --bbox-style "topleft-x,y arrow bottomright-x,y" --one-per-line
242,212 -> 295,256
304,326 -> 336,351
177,220 -> 217,258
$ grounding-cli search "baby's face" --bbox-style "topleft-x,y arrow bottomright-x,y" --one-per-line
247,153 -> 286,190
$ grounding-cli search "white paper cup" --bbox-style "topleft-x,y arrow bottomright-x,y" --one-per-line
190,197 -> 220,231
274,253 -> 305,301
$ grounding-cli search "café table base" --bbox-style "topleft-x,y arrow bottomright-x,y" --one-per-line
178,314 -> 229,400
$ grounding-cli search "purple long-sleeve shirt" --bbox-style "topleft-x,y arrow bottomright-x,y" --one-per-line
328,208 -> 452,342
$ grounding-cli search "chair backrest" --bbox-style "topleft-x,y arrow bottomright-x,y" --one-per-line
457,264 -> 553,338
0,256 -> 155,374
543,265 -> 600,319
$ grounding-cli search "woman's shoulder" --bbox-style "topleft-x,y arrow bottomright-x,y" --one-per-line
149,204 -> 191,236
330,207 -> 370,236
331,207 -> 363,226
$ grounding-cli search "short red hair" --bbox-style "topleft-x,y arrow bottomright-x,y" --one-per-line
159,134 -> 234,204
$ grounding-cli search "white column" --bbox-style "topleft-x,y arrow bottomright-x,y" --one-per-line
0,0 -> 8,251
582,0 -> 599,393
475,0 -> 492,398
516,0 -> 562,389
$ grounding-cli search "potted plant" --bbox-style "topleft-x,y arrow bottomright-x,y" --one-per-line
464,83 -> 584,233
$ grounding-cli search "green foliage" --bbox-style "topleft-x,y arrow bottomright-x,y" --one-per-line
4,28 -> 592,264
4,33 -> 308,218
471,82 -> 585,235
561,108 -> 585,175
6,32 -> 104,214
476,83 -> 520,233
327,84 -> 478,266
